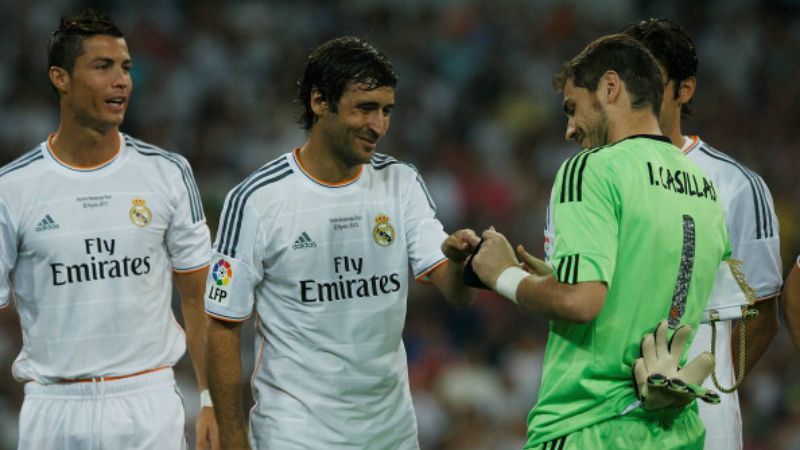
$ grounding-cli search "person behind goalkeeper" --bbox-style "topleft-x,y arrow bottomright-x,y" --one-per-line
469,33 -> 731,450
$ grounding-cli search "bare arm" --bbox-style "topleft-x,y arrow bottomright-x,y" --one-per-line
471,229 -> 606,323
733,296 -> 778,376
428,228 -> 481,306
174,268 -> 220,450
206,317 -> 250,449
783,262 -> 800,352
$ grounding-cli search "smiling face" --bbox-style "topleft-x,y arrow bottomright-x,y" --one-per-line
52,34 -> 132,133
313,81 -> 395,167
562,78 -> 608,149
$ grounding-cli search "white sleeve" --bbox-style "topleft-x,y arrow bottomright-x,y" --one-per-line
0,199 -> 16,307
205,191 -> 264,322
724,174 -> 782,300
402,168 -> 447,280
165,155 -> 211,271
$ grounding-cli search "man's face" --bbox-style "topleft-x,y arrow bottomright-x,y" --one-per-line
60,35 -> 132,132
658,75 -> 680,136
562,78 -> 608,149
316,82 -> 395,166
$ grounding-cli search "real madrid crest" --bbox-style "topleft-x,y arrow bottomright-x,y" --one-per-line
129,198 -> 152,227
372,214 -> 395,247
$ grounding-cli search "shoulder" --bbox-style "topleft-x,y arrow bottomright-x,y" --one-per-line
688,139 -> 766,186
123,134 -> 195,175
225,153 -> 295,205
0,144 -> 46,184
369,153 -> 420,177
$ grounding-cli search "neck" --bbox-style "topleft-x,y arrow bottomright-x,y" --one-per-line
606,108 -> 663,145
298,134 -> 362,184
51,119 -> 120,168
661,116 -> 685,149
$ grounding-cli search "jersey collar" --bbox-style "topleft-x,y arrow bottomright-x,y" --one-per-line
681,135 -> 700,155
44,132 -> 128,177
292,148 -> 363,189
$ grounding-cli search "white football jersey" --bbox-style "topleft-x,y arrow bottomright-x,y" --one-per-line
205,149 -> 447,450
0,133 -> 211,384
683,135 -> 782,450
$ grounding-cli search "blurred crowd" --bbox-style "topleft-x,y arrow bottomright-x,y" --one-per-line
1,0 -> 799,448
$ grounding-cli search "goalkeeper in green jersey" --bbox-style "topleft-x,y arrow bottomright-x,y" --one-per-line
469,34 -> 731,449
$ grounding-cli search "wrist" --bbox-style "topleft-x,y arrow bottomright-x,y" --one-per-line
494,266 -> 528,304
200,389 -> 213,408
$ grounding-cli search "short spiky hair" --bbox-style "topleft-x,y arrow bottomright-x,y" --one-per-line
295,36 -> 398,131
622,18 -> 698,117
48,8 -> 123,74
553,34 -> 664,116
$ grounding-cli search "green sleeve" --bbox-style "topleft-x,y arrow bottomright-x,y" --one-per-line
550,151 -> 617,286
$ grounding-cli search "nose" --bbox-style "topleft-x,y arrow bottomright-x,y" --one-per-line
367,111 -> 389,138
565,117 -> 576,141
112,67 -> 131,91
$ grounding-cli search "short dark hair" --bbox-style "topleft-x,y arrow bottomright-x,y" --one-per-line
621,18 -> 698,117
48,8 -> 123,74
295,36 -> 398,130
553,34 -> 663,116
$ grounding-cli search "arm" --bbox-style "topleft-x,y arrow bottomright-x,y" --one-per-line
733,295 -> 778,376
207,317 -> 250,450
472,229 -> 607,323
428,228 -> 480,306
783,261 -> 800,352
174,268 -> 220,450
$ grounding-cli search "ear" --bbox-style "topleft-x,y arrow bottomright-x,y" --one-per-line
599,70 -> 622,103
677,76 -> 696,104
309,88 -> 329,116
49,66 -> 70,96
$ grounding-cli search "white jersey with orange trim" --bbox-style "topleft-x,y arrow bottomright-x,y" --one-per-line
0,133 -> 211,384
683,135 -> 782,450
205,149 -> 447,450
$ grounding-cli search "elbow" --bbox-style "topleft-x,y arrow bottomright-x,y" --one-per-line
562,284 -> 606,324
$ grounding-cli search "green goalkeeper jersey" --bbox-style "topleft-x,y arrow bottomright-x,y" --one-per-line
526,135 -> 731,447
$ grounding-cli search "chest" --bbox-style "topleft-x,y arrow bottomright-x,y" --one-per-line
15,176 -> 172,261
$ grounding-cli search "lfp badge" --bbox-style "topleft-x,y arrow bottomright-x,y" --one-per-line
212,259 -> 233,286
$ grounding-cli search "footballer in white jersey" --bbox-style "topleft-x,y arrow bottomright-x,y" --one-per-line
6,10 -> 219,449
623,20 -> 782,449
206,150 -> 448,449
683,135 -> 781,449
205,36 -> 478,450
0,133 -> 210,383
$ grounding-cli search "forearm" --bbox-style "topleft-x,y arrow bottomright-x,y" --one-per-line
207,319 -> 249,449
784,265 -> 800,352
733,297 -> 778,376
430,260 -> 476,307
176,268 -> 210,389
515,274 -> 605,323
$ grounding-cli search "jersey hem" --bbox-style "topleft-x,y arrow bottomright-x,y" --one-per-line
415,257 -> 448,283
754,291 -> 780,303
206,310 -> 249,323
173,263 -> 210,274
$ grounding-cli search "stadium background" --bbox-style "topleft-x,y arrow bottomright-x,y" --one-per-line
1,0 -> 799,448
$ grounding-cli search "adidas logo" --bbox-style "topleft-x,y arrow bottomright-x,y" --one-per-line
292,231 -> 317,250
35,214 -> 60,232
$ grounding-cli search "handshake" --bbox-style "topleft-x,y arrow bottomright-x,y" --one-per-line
633,320 -> 720,411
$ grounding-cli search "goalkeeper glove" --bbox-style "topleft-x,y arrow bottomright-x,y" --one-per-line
632,320 -> 721,411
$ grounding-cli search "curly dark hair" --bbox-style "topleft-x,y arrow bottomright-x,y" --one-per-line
295,36 -> 398,130
48,8 -> 123,74
621,18 -> 698,117
553,34 -> 664,117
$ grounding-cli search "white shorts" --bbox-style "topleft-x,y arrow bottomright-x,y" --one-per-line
18,367 -> 186,450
